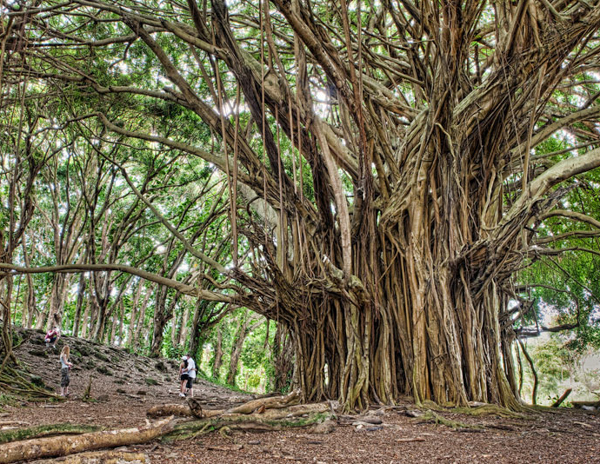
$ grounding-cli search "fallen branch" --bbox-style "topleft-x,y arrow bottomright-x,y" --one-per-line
0,418 -> 174,464
396,437 -> 426,443
28,451 -> 149,463
552,389 -> 572,408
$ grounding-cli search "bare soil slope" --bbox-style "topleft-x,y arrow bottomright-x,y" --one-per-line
2,329 -> 600,463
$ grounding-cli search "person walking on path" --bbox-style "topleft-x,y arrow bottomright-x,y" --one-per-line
185,354 -> 197,398
179,355 -> 190,397
59,346 -> 73,397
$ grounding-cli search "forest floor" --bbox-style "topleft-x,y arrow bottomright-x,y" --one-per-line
2,328 -> 600,463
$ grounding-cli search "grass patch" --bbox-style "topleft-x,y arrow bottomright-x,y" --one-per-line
93,351 -> 110,362
97,366 -> 113,376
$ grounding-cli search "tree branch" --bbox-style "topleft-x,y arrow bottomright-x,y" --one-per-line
0,263 -> 232,302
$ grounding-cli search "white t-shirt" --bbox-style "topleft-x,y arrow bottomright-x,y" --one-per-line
186,357 -> 196,379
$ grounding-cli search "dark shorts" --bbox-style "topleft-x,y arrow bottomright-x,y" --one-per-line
46,336 -> 57,344
186,377 -> 194,389
61,368 -> 70,387
180,374 -> 190,382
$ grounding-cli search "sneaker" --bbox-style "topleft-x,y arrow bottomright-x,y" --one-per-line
179,393 -> 186,398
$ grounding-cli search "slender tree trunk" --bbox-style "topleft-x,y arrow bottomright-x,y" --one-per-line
227,314 -> 261,386
117,299 -> 125,346
44,273 -> 73,330
21,240 -> 36,329
133,287 -> 152,350
72,272 -> 86,338
150,287 -> 175,357
178,303 -> 191,349
80,281 -> 94,339
109,312 -> 117,345
92,296 -> 110,342
127,281 -> 143,348
212,325 -> 223,380
170,308 -> 179,350
188,299 -> 209,359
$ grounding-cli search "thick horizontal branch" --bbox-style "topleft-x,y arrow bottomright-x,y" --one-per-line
534,229 -> 600,245
540,209 -> 600,229
502,148 -> 600,227
530,246 -> 600,258
0,263 -> 232,302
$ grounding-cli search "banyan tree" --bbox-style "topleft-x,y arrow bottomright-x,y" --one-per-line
2,0 -> 600,410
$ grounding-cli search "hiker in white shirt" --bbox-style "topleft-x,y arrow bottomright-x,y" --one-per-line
185,355 -> 197,398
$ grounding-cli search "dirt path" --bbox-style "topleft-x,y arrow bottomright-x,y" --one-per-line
3,329 -> 600,463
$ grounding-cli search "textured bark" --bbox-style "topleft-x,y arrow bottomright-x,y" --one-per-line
228,389 -> 301,414
29,451 -> 149,464
272,324 -> 294,393
0,419 -> 174,464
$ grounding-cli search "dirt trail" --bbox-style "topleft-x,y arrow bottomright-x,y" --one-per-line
3,329 -> 600,463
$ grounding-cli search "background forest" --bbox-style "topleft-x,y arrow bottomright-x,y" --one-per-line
2,0 -> 600,410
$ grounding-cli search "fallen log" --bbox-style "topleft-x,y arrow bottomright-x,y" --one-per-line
227,389 -> 300,414
166,409 -> 332,440
147,390 -> 303,419
0,418 -> 174,464
0,424 -> 102,445
146,404 -> 191,418
571,400 -> 600,409
29,451 -> 149,463
239,402 -> 330,420
147,401 -> 329,422
146,404 -> 223,419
